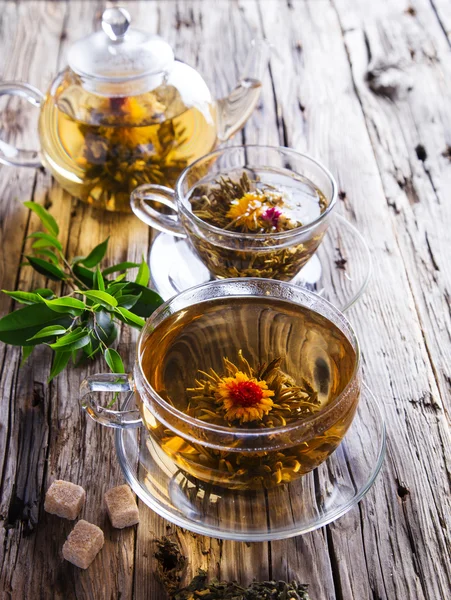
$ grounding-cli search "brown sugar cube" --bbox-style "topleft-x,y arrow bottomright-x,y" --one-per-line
62,520 -> 104,569
104,484 -> 139,529
44,480 -> 86,520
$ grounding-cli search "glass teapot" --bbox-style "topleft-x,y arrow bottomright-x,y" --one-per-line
0,7 -> 267,212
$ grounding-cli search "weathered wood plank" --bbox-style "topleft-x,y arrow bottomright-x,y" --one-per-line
429,0 -> 451,45
330,1 -> 451,596
256,0 -> 451,598
0,2 -> 69,597
1,1 -> 140,598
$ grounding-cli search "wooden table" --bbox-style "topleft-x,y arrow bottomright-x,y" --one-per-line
1,1 -> 450,598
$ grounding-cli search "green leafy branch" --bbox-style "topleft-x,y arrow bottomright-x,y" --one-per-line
0,202 -> 163,382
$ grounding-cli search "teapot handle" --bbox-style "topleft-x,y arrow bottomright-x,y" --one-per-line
130,184 -> 186,238
0,82 -> 44,168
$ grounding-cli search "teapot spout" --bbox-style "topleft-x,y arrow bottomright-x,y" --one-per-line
216,39 -> 269,142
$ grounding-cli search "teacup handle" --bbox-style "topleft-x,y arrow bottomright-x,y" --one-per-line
0,82 -> 44,168
130,184 -> 186,238
80,373 -> 142,429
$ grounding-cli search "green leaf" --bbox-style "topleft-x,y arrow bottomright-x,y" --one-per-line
90,310 -> 117,347
73,264 -> 94,288
20,345 -> 33,367
23,202 -> 59,237
81,290 -> 117,308
2,290 -> 45,305
49,328 -> 91,351
27,324 -> 68,341
121,282 -> 164,317
83,345 -> 102,360
34,288 -> 54,298
114,306 -> 146,329
76,237 -> 109,268
106,282 -> 129,297
71,349 -> 79,364
117,293 -> 141,309
28,232 -> 63,251
26,256 -> 66,282
113,273 -> 127,283
0,304 -> 72,346
104,348 -> 125,373
41,296 -> 86,315
95,267 -> 105,292
102,261 -> 139,276
33,248 -> 60,265
48,350 -> 71,382
135,258 -> 150,286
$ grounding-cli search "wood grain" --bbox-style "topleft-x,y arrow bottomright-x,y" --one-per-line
0,1 -> 450,599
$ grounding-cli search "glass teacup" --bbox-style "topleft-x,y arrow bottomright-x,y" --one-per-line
130,146 -> 337,281
80,278 -> 360,491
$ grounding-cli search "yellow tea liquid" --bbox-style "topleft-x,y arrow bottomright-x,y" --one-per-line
39,80 -> 217,211
186,168 -> 330,280
139,296 -> 359,490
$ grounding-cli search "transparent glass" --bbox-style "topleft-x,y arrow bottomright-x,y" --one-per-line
149,213 -> 372,312
80,278 -> 361,492
115,381 -> 385,541
131,146 -> 337,279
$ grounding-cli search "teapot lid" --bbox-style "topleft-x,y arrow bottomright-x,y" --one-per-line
68,7 -> 174,84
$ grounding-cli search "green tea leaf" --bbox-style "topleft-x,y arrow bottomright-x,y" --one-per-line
28,232 -> 63,251
135,258 -> 150,286
104,348 -> 125,373
114,306 -> 146,329
2,290 -> 45,305
27,324 -> 68,341
90,310 -> 117,347
117,293 -> 141,309
121,282 -> 164,317
102,261 -> 139,276
23,202 -> 59,237
83,344 -> 102,360
73,264 -> 94,287
0,304 -> 72,346
33,248 -> 60,265
106,282 -> 129,297
48,350 -> 71,382
95,267 -> 105,292
26,256 -> 66,282
76,237 -> 110,268
71,348 -> 79,364
20,345 -> 33,367
34,288 -> 54,298
41,296 -> 86,315
82,290 -> 117,308
49,328 -> 91,350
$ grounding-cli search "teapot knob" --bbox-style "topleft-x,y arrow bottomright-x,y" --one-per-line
102,7 -> 131,41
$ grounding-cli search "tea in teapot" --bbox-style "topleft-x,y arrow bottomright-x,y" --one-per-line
38,72 -> 217,211
0,8 -> 267,211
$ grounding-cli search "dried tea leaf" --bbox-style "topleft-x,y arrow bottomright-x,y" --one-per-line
155,537 -> 187,598
155,536 -> 311,600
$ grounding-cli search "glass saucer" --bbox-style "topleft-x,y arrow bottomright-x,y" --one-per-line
115,382 -> 385,542
149,214 -> 371,312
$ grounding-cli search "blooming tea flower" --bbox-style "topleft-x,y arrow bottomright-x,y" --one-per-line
261,206 -> 282,229
216,371 -> 275,423
226,192 -> 264,230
